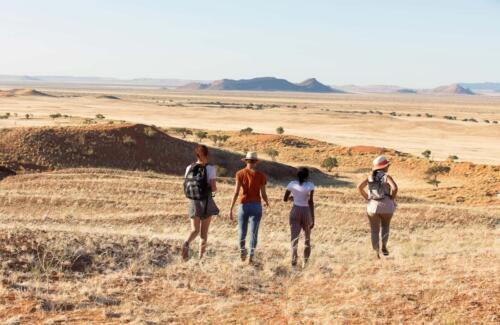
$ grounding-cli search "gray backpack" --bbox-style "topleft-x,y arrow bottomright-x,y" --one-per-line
368,171 -> 388,200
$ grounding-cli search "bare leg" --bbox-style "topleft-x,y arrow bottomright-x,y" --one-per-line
199,216 -> 212,258
183,217 -> 201,260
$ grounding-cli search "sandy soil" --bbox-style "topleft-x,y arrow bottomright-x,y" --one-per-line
0,87 -> 499,164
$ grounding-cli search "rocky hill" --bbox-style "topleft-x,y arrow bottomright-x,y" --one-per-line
0,88 -> 52,97
0,124 -> 313,181
179,77 -> 344,93
432,84 -> 476,95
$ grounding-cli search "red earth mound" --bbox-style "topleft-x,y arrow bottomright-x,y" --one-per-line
0,124 -> 303,181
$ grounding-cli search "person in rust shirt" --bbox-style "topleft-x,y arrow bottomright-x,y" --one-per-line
229,152 -> 270,264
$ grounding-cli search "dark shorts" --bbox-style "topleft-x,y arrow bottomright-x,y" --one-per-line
188,196 -> 219,219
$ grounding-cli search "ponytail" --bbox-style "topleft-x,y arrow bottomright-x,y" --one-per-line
297,167 -> 309,185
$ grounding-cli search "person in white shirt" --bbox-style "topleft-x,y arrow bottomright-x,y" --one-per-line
283,167 -> 315,267
182,145 -> 219,261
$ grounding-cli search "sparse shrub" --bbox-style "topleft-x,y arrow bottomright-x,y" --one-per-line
448,155 -> 459,161
425,113 -> 433,118
321,157 -> 338,172
421,150 -> 432,159
484,119 -> 490,123
264,148 -> 279,161
50,113 -> 62,119
208,134 -> 219,145
0,113 -> 9,119
469,118 -> 478,123
389,112 -> 397,116
443,115 -> 457,120
240,127 -> 253,135
25,113 -> 30,119
82,118 -> 96,125
276,126 -> 285,135
122,135 -> 136,146
425,165 -> 451,188
143,126 -> 157,138
173,127 -> 192,139
195,131 -> 208,142
493,120 -> 498,124
416,113 -> 422,117
95,114 -> 105,119
218,135 -> 230,145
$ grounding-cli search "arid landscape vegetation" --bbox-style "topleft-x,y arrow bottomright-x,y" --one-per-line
0,86 -> 499,323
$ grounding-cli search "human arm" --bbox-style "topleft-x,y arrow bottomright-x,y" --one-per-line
386,175 -> 398,200
261,185 -> 270,207
229,180 -> 241,221
357,178 -> 369,201
283,189 -> 292,202
309,190 -> 315,229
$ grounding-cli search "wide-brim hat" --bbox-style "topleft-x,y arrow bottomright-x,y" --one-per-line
372,155 -> 390,170
242,151 -> 259,162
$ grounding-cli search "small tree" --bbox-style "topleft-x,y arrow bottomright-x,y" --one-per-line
425,165 -> 451,188
265,148 -> 279,161
25,114 -> 30,119
321,157 -> 338,172
95,114 -> 105,119
240,127 -> 253,135
49,113 -> 62,119
276,126 -> 284,135
218,135 -> 230,146
173,127 -> 192,139
195,131 -> 208,142
421,150 -> 432,159
447,155 -> 459,161
208,134 -> 219,145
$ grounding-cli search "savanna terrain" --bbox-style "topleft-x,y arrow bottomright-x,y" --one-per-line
0,87 -> 498,324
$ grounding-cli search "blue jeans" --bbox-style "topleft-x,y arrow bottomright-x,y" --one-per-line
237,203 -> 263,256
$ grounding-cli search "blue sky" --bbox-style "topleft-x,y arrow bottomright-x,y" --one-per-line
1,0 -> 499,87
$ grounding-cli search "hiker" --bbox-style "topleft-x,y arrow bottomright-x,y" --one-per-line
283,167 -> 315,267
357,156 -> 398,258
182,144 -> 219,260
229,152 -> 269,264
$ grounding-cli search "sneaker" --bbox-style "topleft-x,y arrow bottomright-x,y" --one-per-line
240,250 -> 247,262
382,248 -> 389,256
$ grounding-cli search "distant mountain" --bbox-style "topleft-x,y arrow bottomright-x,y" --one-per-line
459,82 -> 500,93
432,84 -> 476,95
335,84 -> 408,94
397,88 -> 417,94
0,75 -> 201,88
180,77 -> 344,93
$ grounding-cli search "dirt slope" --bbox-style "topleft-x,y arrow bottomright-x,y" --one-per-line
0,88 -> 52,97
0,124 -> 305,181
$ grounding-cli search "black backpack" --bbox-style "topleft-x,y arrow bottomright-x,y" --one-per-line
184,163 -> 211,200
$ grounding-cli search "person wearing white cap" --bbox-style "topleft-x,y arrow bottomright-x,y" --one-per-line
229,151 -> 270,264
357,156 -> 398,258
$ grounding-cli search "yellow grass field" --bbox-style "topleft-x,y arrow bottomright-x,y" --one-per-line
0,88 -> 499,324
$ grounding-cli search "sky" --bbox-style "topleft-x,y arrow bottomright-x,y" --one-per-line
1,0 -> 499,88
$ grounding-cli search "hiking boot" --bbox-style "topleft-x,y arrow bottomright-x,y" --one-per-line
248,255 -> 254,265
182,242 -> 189,261
240,250 -> 247,262
382,247 -> 389,256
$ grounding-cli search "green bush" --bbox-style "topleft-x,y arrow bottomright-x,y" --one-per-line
276,126 -> 285,135
195,131 -> 208,142
321,157 -> 338,172
240,127 -> 253,135
264,148 -> 279,161
95,114 -> 105,119
421,150 -> 432,159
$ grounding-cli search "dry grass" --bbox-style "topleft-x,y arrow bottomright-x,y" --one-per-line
0,168 -> 498,324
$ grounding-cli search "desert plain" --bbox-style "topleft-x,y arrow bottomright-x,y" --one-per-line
0,86 -> 498,324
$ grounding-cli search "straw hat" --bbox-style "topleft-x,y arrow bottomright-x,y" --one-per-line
372,156 -> 390,170
243,151 -> 259,162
